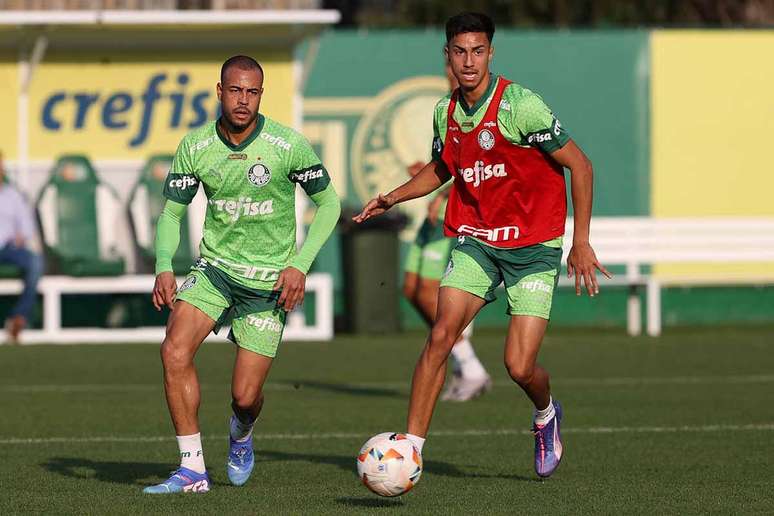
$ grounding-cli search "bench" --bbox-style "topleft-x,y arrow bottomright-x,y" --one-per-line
0,273 -> 333,344
561,217 -> 774,336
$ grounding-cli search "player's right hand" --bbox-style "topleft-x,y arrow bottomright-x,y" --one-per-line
152,271 -> 177,311
352,193 -> 395,223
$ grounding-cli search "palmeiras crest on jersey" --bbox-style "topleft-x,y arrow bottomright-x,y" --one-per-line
478,129 -> 495,150
248,162 -> 271,187
350,76 -> 450,241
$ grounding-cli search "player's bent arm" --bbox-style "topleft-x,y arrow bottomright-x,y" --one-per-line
550,140 -> 610,296
550,140 -> 593,244
386,160 -> 451,205
288,183 -> 341,274
154,200 -> 187,274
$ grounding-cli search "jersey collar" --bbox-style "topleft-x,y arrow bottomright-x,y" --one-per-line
216,114 -> 265,151
457,74 -> 497,117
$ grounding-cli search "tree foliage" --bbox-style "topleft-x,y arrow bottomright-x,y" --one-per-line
325,0 -> 774,28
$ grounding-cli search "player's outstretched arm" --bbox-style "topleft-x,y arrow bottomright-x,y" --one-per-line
353,160 -> 451,223
550,140 -> 611,297
152,200 -> 187,311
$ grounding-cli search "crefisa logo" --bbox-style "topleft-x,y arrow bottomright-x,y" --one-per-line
40,72 -> 218,148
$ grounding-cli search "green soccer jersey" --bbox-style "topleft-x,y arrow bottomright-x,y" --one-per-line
431,75 -> 570,160
163,116 -> 331,290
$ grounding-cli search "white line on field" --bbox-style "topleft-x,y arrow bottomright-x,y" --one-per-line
1,423 -> 773,445
2,374 -> 774,393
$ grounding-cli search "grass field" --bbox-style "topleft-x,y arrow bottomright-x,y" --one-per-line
1,326 -> 773,514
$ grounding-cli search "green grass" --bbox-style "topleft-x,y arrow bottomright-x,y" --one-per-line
1,326 -> 773,514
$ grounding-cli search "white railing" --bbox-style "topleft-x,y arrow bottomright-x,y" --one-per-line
0,272 -> 333,344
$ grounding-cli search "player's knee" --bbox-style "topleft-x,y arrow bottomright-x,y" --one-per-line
429,324 -> 456,353
504,359 -> 535,385
232,389 -> 263,412
160,337 -> 194,372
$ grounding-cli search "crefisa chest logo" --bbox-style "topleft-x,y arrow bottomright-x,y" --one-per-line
478,129 -> 495,150
247,162 -> 271,187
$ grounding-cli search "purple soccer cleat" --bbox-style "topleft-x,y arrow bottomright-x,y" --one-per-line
532,399 -> 563,478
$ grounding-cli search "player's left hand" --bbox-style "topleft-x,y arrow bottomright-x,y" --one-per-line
352,193 -> 395,223
566,242 -> 611,297
274,266 -> 306,311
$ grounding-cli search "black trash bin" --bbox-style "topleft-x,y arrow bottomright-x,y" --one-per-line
339,208 -> 409,333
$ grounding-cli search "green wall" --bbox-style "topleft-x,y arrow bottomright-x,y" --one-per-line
303,29 -> 651,329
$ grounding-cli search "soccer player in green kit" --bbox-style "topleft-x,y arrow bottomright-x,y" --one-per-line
356,13 -> 610,478
144,56 -> 340,494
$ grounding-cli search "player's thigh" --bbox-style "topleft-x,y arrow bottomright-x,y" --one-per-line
163,301 -> 218,359
232,345 -> 274,402
434,286 -> 487,346
503,315 -> 549,374
501,243 -> 562,319
230,308 -> 287,360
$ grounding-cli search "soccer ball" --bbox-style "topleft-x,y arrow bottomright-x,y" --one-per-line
356,432 -> 423,497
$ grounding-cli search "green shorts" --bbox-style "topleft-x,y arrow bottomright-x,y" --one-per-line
176,262 -> 286,358
440,236 -> 563,319
404,218 -> 454,281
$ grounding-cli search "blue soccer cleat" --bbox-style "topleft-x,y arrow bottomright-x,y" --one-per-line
227,435 -> 255,486
533,399 -> 563,478
143,467 -> 210,494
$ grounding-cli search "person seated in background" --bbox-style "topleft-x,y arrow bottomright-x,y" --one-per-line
0,152 -> 44,344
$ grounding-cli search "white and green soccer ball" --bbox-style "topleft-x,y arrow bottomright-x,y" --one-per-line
356,432 -> 423,497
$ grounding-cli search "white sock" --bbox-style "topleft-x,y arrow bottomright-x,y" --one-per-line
406,433 -> 425,453
533,397 -> 555,427
230,414 -> 255,442
177,433 -> 206,474
450,338 -> 487,379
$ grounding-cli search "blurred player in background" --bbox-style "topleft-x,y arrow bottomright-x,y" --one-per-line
145,55 -> 340,494
0,151 -> 44,344
402,63 -> 491,401
356,12 -> 609,478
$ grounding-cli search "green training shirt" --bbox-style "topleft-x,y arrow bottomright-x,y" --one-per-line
159,116 -> 336,290
431,75 -> 570,160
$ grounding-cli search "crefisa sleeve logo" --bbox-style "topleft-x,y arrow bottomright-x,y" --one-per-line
478,129 -> 495,150
247,163 -> 272,187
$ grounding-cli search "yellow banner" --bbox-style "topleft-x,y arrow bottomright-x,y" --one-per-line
651,30 -> 774,277
651,31 -> 774,217
23,50 -> 293,159
0,52 -> 18,160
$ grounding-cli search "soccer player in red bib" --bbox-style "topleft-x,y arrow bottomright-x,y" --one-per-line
354,12 -> 610,478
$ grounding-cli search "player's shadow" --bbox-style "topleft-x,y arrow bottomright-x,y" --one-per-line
42,457 -> 174,486
279,379 -> 404,398
257,449 -> 536,482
